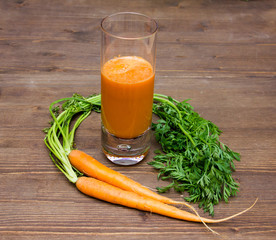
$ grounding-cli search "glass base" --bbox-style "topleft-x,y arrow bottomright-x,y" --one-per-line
101,125 -> 151,165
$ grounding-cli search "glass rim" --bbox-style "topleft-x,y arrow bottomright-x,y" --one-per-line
101,12 -> 158,40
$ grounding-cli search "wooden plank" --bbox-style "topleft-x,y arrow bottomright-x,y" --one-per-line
0,1 -> 275,74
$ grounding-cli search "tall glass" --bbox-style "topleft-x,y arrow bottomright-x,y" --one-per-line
100,12 -> 158,165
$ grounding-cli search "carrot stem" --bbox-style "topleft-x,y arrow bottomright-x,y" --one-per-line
44,95 -> 101,183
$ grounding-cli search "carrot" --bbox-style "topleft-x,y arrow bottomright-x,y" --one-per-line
69,150 -> 254,209
69,150 -> 214,226
69,149 -> 178,204
76,176 -> 257,225
69,149 -> 257,234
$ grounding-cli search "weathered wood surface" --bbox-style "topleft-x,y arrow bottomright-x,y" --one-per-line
0,0 -> 275,239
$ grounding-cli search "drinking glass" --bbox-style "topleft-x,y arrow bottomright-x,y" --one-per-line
100,12 -> 158,165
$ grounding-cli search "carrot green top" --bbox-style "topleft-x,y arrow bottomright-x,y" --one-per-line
44,94 -> 101,183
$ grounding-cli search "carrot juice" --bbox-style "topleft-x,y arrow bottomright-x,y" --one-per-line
101,56 -> 154,139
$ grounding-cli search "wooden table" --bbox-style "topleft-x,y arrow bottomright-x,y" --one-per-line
1,0 -> 275,239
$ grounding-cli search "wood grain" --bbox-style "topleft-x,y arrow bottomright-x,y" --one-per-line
0,0 -> 275,239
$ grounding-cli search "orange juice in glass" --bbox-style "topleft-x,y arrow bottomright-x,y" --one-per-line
101,12 -> 158,165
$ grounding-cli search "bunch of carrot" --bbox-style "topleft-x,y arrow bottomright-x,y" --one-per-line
44,94 -> 257,235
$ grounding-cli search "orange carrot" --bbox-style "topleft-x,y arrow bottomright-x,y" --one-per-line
69,149 -> 182,205
76,176 -> 257,225
69,150 -> 217,229
69,149 -> 257,232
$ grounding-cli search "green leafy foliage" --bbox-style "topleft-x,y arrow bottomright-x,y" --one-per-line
149,94 -> 240,216
44,94 -> 101,183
